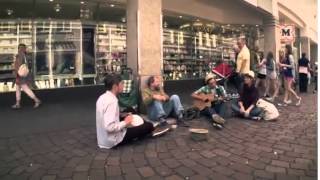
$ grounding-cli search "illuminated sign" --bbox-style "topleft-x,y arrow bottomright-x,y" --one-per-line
280,25 -> 295,42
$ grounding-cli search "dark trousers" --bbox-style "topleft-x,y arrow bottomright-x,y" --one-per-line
118,121 -> 154,146
299,73 -> 308,93
200,102 -> 226,119
231,103 -> 262,118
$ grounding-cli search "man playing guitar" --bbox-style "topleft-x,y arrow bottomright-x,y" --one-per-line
191,73 -> 227,129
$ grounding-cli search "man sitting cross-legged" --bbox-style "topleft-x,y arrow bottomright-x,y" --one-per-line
191,73 -> 227,129
142,76 -> 188,127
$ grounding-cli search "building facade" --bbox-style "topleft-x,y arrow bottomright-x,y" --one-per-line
0,0 -> 317,92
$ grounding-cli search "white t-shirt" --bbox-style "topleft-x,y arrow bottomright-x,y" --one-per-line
258,58 -> 267,75
96,91 -> 127,149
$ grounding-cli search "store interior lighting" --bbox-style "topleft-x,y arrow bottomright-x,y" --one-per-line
54,3 -> 61,12
6,9 -> 13,16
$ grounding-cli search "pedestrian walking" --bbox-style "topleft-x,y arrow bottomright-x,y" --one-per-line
298,53 -> 310,93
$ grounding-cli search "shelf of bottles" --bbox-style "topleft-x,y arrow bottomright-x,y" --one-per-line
163,29 -> 236,81
0,21 -> 33,92
95,23 -> 127,84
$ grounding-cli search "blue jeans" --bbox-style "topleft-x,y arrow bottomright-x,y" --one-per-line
147,94 -> 184,121
200,102 -> 227,119
231,102 -> 262,118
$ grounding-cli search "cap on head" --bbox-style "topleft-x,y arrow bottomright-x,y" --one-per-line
205,73 -> 217,84
244,71 -> 255,79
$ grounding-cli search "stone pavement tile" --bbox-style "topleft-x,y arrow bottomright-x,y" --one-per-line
208,172 -> 230,180
147,157 -> 163,167
232,172 -> 253,180
91,160 -> 105,169
137,166 -> 155,178
290,163 -> 310,170
229,163 -> 253,174
65,157 -> 82,168
189,165 -> 212,176
211,165 -> 235,176
212,149 -> 231,157
124,171 -> 141,180
155,166 -> 173,177
254,170 -> 275,179
89,169 -> 105,180
271,160 -> 290,168
162,159 -> 181,169
188,174 -> 208,180
72,172 -> 88,180
275,173 -> 299,180
107,157 -> 120,166
194,158 -> 217,168
29,169 -> 47,180
287,169 -> 306,176
214,156 -> 231,166
305,170 -> 317,177
265,165 -> 286,173
165,175 -> 184,180
57,168 -> 73,178
75,165 -> 90,172
10,165 -> 26,175
105,166 -> 121,177
228,154 -> 248,165
179,159 -> 197,168
120,163 -> 136,175
299,176 -> 317,180
41,175 -> 57,180
174,166 -> 195,178
158,153 -> 173,160
247,160 -> 267,170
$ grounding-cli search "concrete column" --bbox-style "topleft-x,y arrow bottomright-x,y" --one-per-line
300,37 -> 311,59
263,16 -> 281,62
126,0 -> 162,112
126,0 -> 162,85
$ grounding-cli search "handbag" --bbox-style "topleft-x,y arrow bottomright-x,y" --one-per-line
18,56 -> 29,77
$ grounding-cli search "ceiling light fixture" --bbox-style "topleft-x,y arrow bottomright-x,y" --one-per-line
179,16 -> 182,18
80,1 -> 85,4
54,3 -> 61,12
49,0 -> 53,2
110,4 -> 115,7
6,9 -> 13,16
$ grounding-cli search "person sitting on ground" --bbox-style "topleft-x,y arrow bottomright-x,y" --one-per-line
96,74 -> 169,149
142,76 -> 186,126
191,73 -> 226,129
231,71 -> 263,120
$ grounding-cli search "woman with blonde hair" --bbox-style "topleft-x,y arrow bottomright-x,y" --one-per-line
278,45 -> 301,106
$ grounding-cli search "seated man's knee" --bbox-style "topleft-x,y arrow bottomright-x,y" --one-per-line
170,94 -> 180,101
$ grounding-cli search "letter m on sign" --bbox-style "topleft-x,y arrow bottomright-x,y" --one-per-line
280,25 -> 295,42
282,28 -> 291,36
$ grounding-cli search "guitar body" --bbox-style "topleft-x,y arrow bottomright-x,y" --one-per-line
193,93 -> 215,111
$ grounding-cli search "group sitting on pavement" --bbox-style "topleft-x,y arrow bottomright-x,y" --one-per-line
96,43 -> 312,149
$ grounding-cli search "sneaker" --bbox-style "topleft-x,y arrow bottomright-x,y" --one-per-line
212,122 -> 223,130
295,97 -> 302,106
266,97 -> 274,102
251,116 -> 262,121
158,117 -> 168,126
212,114 -> 225,125
152,127 -> 170,137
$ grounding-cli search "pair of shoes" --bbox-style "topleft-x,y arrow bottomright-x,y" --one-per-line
212,114 -> 225,125
251,116 -> 262,121
212,122 -> 223,130
295,97 -> 302,106
11,104 -> 21,109
152,127 -> 170,137
34,100 -> 41,108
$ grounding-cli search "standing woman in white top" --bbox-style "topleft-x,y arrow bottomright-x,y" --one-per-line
265,52 -> 278,102
255,52 -> 267,97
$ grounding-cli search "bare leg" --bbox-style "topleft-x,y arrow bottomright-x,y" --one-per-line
14,84 -> 22,106
21,84 -> 41,107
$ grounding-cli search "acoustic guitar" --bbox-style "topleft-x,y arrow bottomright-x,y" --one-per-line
192,93 -> 217,111
192,93 -> 238,111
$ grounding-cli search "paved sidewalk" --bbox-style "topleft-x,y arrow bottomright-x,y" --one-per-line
0,93 -> 317,180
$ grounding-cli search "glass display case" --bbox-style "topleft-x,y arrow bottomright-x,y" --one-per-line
163,28 -> 236,81
95,23 -> 126,83
0,21 -> 33,92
